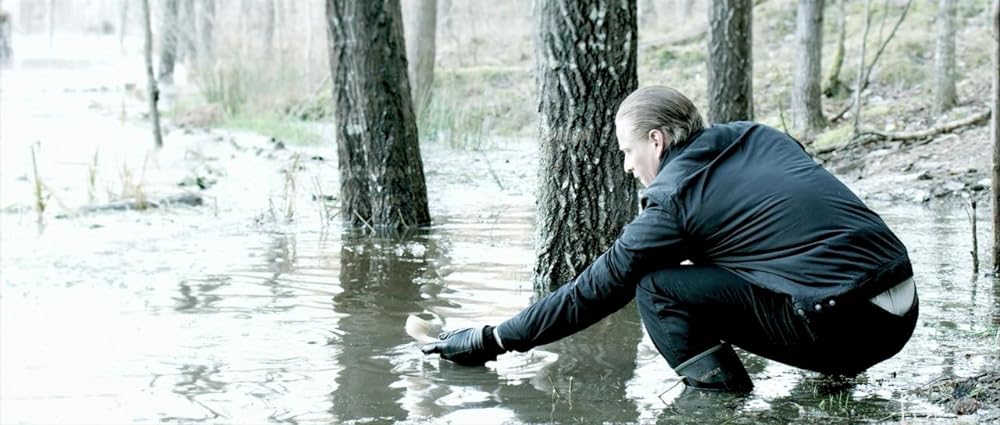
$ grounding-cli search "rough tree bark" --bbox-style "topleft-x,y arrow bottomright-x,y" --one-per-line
158,0 -> 179,83
533,0 -> 639,293
707,0 -> 753,123
934,0 -> 957,112
792,0 -> 825,135
992,0 -> 999,274
326,0 -> 431,230
824,0 -> 847,98
141,0 -> 163,148
403,0 -> 437,117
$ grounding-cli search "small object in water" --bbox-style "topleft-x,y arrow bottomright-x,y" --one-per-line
405,315 -> 440,345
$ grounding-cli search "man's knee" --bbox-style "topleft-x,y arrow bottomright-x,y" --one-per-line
635,270 -> 682,316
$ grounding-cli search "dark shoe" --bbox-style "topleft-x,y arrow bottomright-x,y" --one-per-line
674,343 -> 753,393
670,385 -> 748,413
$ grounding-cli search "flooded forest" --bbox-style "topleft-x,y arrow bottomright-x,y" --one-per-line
1,0 -> 999,424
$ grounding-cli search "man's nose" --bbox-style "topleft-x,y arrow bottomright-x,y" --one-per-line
623,159 -> 632,174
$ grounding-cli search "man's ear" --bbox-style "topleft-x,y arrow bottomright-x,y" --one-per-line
648,129 -> 669,157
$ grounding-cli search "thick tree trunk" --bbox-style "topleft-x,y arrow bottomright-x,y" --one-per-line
326,0 -> 431,230
991,0 -> 999,274
158,0 -> 179,83
533,0 -> 639,293
707,0 -> 753,123
934,0 -> 957,112
141,0 -> 163,148
403,0 -> 437,117
824,0 -> 847,98
792,0 -> 825,135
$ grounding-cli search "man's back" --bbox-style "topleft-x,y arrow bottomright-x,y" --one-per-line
647,122 -> 912,312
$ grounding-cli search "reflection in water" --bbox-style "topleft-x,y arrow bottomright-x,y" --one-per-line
329,229 -> 443,423
174,276 -> 227,312
514,304 -> 643,423
3,194 -> 999,423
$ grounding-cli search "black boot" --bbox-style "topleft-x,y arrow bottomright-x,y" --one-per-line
674,342 -> 753,393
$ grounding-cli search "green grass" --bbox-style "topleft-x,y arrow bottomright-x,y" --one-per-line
418,66 -> 536,149
813,123 -> 853,151
222,113 -> 322,146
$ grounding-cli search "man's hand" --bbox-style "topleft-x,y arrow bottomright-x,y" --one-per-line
420,326 -> 505,366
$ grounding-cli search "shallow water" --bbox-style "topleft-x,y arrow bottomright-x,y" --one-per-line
2,34 -> 999,424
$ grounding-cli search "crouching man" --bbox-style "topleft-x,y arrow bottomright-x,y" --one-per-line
421,86 -> 918,393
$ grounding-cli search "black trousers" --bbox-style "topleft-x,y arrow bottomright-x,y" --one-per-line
635,265 -> 918,376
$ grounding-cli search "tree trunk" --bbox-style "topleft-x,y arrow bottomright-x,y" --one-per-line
305,0 -> 313,89
991,0 -> 999,274
852,0 -> 873,136
197,0 -> 214,65
824,0 -> 847,98
47,0 -> 54,48
680,0 -> 694,18
0,9 -> 12,66
178,0 -> 196,62
326,0 -> 431,230
639,0 -> 656,26
118,0 -> 128,53
403,0 -> 437,117
792,0 -> 825,135
141,0 -> 163,148
707,0 -> 753,123
934,0 -> 957,112
264,0 -> 275,51
533,0 -> 639,293
158,0 -> 179,83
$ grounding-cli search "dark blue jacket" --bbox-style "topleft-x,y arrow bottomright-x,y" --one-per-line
496,122 -> 912,352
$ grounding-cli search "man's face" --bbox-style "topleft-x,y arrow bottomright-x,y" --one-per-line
615,118 -> 665,187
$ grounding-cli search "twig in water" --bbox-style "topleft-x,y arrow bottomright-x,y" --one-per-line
480,152 -> 505,191
87,150 -> 99,203
546,372 -> 561,400
282,154 -> 300,221
966,199 -> 979,273
567,376 -> 574,408
353,211 -> 376,234
30,142 -> 46,222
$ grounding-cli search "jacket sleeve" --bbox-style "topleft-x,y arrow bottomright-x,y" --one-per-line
495,199 -> 688,352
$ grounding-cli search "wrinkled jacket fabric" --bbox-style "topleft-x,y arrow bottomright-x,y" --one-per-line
497,122 -> 912,352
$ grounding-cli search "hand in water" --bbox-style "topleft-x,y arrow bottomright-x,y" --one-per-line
420,326 -> 504,366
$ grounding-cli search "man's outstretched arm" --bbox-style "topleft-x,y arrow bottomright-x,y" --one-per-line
422,199 -> 688,364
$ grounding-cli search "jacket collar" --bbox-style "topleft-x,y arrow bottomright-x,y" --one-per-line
656,128 -> 705,173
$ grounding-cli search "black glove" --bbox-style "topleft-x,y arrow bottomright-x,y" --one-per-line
420,325 -> 505,366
